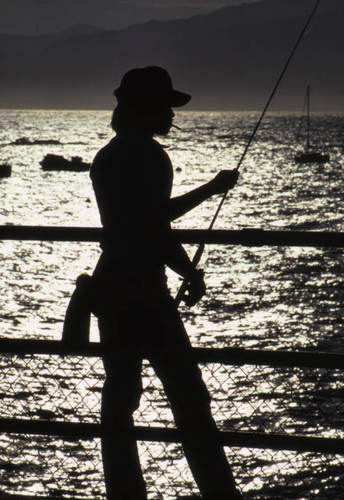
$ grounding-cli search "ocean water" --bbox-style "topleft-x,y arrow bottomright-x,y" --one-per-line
1,109 -> 344,498
1,110 -> 344,350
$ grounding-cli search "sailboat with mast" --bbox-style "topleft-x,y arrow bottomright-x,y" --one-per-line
295,85 -> 330,164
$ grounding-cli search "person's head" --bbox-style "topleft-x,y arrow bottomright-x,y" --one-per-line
111,66 -> 191,136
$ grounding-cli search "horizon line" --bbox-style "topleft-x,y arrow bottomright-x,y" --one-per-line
1,108 -> 344,114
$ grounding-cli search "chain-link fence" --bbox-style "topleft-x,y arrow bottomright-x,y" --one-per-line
1,342 -> 344,499
1,227 -> 344,499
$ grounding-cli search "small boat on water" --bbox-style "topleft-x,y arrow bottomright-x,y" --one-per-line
0,164 -> 11,177
295,151 -> 330,163
294,86 -> 330,164
40,154 -> 90,172
13,137 -> 61,146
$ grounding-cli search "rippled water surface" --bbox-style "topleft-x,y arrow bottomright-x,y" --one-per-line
1,110 -> 344,498
1,110 -> 344,349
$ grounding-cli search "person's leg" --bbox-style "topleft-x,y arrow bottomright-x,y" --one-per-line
100,319 -> 147,500
147,303 -> 241,500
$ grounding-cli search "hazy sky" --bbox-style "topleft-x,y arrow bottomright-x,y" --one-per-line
0,0 -> 261,35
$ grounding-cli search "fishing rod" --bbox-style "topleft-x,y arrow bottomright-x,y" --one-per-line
175,0 -> 322,306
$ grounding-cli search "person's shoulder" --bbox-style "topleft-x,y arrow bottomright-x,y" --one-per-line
149,137 -> 166,151
146,137 -> 171,161
93,137 -> 118,163
90,137 -> 119,178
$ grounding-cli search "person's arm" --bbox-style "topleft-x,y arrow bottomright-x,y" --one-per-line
157,170 -> 239,305
163,233 -> 206,306
164,169 -> 239,221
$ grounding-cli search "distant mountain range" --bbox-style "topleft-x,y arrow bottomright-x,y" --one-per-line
1,0 -> 343,111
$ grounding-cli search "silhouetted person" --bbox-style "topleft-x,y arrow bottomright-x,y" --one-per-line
90,66 -> 241,500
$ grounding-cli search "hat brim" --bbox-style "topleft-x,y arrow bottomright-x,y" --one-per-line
114,87 -> 191,108
170,90 -> 191,107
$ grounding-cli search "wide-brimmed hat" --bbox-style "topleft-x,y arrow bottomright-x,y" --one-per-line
114,66 -> 191,108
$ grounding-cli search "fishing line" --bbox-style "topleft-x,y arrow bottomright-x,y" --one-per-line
175,0 -> 322,305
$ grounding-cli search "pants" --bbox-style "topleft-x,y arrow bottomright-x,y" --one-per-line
98,290 -> 239,500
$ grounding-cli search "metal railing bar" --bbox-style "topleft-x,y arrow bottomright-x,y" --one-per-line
0,225 -> 101,242
135,427 -> 344,454
215,430 -> 344,455
1,419 -> 343,455
174,228 -> 344,247
1,225 -> 344,247
137,427 -> 344,455
0,339 -> 343,369
0,418 -> 100,439
0,339 -> 104,357
193,347 -> 344,369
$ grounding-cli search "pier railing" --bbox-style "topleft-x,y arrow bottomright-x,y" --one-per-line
2,224 -> 344,246
1,225 -> 344,498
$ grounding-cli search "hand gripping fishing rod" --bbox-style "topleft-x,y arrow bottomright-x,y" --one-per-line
175,0 -> 322,306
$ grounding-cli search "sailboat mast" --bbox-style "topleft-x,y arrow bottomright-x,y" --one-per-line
306,85 -> 310,151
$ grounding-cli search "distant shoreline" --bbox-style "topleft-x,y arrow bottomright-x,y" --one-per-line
1,108 -> 344,114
